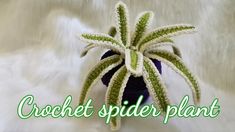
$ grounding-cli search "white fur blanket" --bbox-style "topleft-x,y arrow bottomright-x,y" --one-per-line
0,0 -> 234,132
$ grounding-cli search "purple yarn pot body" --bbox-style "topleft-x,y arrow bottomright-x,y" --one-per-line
101,50 -> 162,106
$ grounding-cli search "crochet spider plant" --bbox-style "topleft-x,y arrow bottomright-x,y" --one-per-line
78,1 -> 200,130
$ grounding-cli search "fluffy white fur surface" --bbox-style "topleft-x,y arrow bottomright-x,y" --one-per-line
0,0 -> 234,132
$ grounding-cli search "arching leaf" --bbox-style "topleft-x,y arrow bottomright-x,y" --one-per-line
144,39 -> 182,58
138,24 -> 195,51
105,66 -> 130,130
143,57 -> 170,113
80,27 -> 117,57
142,37 -> 174,52
80,33 -> 125,54
79,55 -> 122,105
145,50 -> 200,104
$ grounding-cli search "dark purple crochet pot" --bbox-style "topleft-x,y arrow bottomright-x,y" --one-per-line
101,50 -> 162,106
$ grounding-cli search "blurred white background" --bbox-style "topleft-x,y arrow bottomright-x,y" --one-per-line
0,0 -> 234,131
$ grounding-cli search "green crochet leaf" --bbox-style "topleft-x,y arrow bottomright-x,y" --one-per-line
115,1 -> 130,46
144,38 -> 182,58
79,55 -> 122,105
131,11 -> 153,46
146,50 -> 200,104
106,66 -> 130,130
125,49 -> 143,76
138,24 -> 195,51
80,27 -> 117,57
159,38 -> 182,57
80,33 -> 125,54
143,57 -> 170,113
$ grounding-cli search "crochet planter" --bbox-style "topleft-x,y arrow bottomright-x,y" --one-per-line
101,50 -> 162,106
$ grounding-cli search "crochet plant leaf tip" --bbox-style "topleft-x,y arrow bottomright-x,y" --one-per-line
78,1 -> 200,130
